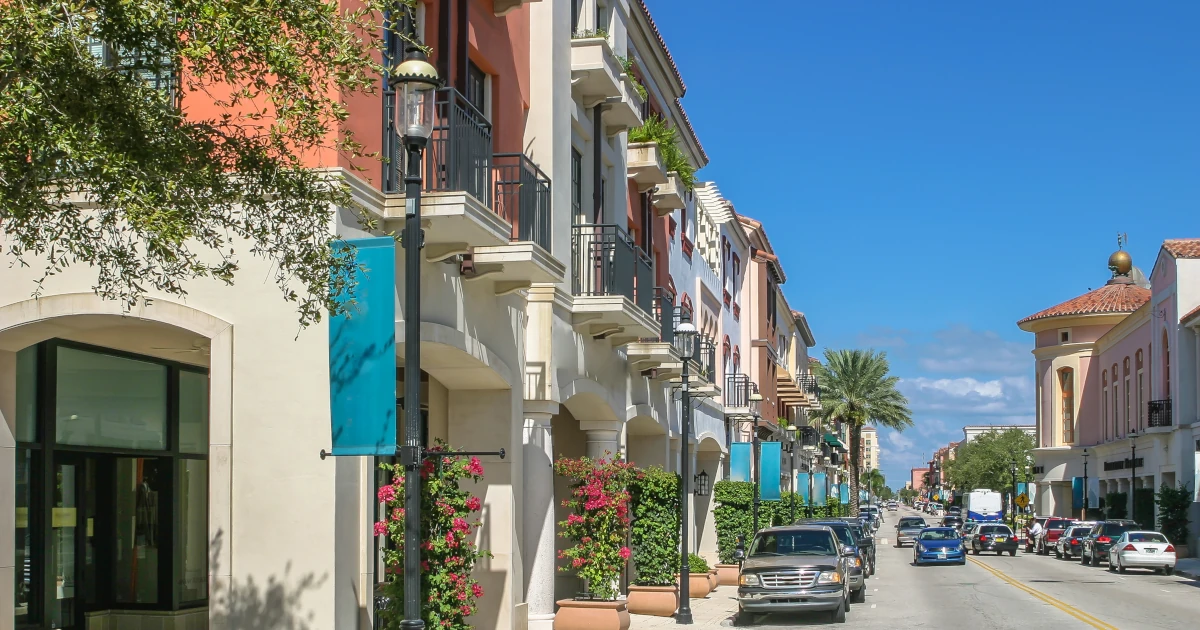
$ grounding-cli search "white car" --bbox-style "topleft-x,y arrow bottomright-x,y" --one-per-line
1107,531 -> 1177,575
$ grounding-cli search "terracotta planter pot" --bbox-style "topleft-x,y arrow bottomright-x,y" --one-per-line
686,573 -> 712,598
625,585 -> 678,617
554,599 -> 630,630
707,570 -> 718,590
715,564 -> 740,586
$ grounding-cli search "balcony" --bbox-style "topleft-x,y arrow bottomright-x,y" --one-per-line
570,37 -> 621,104
570,224 -> 658,342
627,142 -> 668,192
383,89 -> 560,293
724,373 -> 757,417
691,337 -> 719,396
652,172 -> 686,215
1148,400 -> 1172,428
628,288 -> 683,377
605,74 -> 644,135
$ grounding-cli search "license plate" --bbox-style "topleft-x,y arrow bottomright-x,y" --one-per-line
995,537 -> 1006,542
1146,548 -> 1158,554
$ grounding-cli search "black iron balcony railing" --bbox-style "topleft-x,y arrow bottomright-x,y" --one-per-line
695,337 -> 717,384
797,374 -> 821,400
798,426 -> 820,448
493,153 -> 552,251
571,224 -> 654,316
645,288 -> 675,344
725,373 -> 755,409
1148,400 -> 1172,428
426,88 -> 493,202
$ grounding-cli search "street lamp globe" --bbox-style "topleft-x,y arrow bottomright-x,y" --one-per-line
749,391 -> 763,416
675,320 -> 697,358
391,47 -> 440,141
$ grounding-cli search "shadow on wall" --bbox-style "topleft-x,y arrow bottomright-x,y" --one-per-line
209,529 -> 329,630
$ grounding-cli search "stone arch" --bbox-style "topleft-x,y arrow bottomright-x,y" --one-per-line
559,378 -> 621,424
402,321 -> 515,390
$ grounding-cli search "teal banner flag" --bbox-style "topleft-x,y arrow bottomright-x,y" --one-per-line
839,483 -> 850,504
797,473 -> 811,503
730,442 -> 752,482
1072,477 -> 1084,510
328,238 -> 397,456
761,442 -> 782,501
814,473 -> 827,500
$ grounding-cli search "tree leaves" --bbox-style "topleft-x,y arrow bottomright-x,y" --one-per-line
0,0 -> 418,326
941,429 -> 1035,494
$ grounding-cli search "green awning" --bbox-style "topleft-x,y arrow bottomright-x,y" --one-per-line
823,433 -> 847,450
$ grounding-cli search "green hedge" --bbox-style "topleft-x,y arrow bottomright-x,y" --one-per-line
712,481 -> 849,563
1133,488 -> 1157,530
629,467 -> 680,586
1104,492 -> 1128,519
1157,482 -> 1192,545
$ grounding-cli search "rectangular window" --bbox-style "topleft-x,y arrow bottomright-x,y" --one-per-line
15,448 -> 33,624
640,193 -> 653,252
466,61 -> 487,116
16,345 -> 37,442
113,457 -> 166,605
177,459 -> 208,603
1060,369 -> 1074,443
571,148 -> 583,222
1124,378 -> 1131,433
55,347 -> 169,450
178,371 -> 209,454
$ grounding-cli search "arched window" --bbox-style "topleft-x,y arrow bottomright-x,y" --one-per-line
1111,363 -> 1119,437
722,336 -> 731,375
1059,368 -> 1075,444
1123,358 -> 1131,435
1136,350 -> 1145,431
1163,332 -> 1171,397
1101,370 -> 1108,441
732,347 -> 741,376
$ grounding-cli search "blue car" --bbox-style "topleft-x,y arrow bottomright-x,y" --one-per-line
913,527 -> 966,566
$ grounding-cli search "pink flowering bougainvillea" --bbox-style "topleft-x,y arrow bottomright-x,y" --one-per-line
377,439 -> 491,629
553,453 -> 639,600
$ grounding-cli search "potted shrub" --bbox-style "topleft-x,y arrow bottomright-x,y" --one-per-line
712,481 -> 752,585
553,454 -> 638,630
375,441 -> 491,630
684,554 -> 712,598
627,467 -> 680,616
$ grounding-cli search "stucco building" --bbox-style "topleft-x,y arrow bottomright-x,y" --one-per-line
1018,242 -> 1200,549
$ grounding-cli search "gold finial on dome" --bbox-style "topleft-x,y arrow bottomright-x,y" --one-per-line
1108,232 -> 1132,277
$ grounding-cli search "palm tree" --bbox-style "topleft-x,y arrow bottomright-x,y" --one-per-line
812,349 -> 912,513
860,468 -> 886,503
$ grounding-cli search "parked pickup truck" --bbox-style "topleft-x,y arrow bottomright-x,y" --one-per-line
1035,518 -> 1076,555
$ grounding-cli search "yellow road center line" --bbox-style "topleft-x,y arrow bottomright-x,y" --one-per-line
967,557 -> 1119,630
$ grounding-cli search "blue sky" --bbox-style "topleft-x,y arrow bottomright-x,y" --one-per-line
652,1 -> 1200,486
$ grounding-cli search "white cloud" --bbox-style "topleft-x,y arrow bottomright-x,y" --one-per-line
916,326 -> 1030,375
899,376 -> 1034,418
887,432 -> 915,450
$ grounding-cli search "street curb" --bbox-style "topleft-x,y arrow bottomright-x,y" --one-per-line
1176,568 -> 1200,580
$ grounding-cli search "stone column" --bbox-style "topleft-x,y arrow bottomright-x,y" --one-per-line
581,421 -> 623,460
522,401 -> 559,630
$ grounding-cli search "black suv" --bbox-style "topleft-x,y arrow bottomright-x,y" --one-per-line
1081,519 -> 1141,566
836,518 -> 877,576
794,519 -> 871,597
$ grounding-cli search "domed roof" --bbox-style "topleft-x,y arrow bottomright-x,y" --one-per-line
1018,250 -> 1150,326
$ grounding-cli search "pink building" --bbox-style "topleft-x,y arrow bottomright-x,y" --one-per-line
1018,241 -> 1200,546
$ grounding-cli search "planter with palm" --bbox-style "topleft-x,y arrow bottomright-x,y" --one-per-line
811,349 -> 912,514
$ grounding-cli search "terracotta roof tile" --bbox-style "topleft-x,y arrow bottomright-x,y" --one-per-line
1018,281 -> 1150,325
634,0 -> 685,94
1163,239 -> 1200,259
1182,304 -> 1200,325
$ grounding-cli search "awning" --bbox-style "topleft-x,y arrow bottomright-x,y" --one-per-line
823,433 -> 847,450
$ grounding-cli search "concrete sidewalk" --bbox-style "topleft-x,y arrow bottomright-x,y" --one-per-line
628,586 -> 738,629
1175,557 -> 1200,580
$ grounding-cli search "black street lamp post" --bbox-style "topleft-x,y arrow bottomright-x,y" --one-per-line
750,393 -> 763,534
1009,459 -> 1018,529
787,433 -> 797,523
1129,431 -> 1138,523
390,25 -> 440,630
806,448 -> 816,518
1082,448 -> 1090,520
674,317 -> 697,625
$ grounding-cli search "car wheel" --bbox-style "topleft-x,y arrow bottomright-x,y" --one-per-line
997,551 -> 1003,556
1166,567 -> 1175,576
1117,559 -> 1126,574
1108,560 -> 1116,573
1081,550 -> 1089,565
852,587 -> 866,603
1009,550 -> 1016,556
831,598 -> 847,623
1090,552 -> 1100,567
1055,547 -> 1063,559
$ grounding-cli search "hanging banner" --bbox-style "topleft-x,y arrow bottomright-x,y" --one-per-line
859,489 -> 869,502
839,483 -> 850,504
730,442 -> 752,482
760,441 -> 782,501
1072,477 -> 1084,510
328,238 -> 398,456
797,473 -> 811,503
814,473 -> 828,502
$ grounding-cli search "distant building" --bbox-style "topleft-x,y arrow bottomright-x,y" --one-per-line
861,426 -> 879,472
911,467 -> 930,492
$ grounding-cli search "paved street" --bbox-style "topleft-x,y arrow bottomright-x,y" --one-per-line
633,506 -> 1200,629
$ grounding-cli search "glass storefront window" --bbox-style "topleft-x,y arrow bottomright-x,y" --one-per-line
113,458 -> 163,605
178,371 -> 209,454
177,459 -> 208,603
16,346 -> 37,443
56,347 -> 168,450
15,448 -> 33,624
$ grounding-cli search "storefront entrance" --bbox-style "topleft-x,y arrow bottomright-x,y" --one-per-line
14,340 -> 208,629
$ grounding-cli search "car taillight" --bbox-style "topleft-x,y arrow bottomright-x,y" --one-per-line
1071,540 -> 1079,545
979,536 -> 988,542
1097,536 -> 1111,544
1166,545 -> 1176,553
1122,544 -> 1137,551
